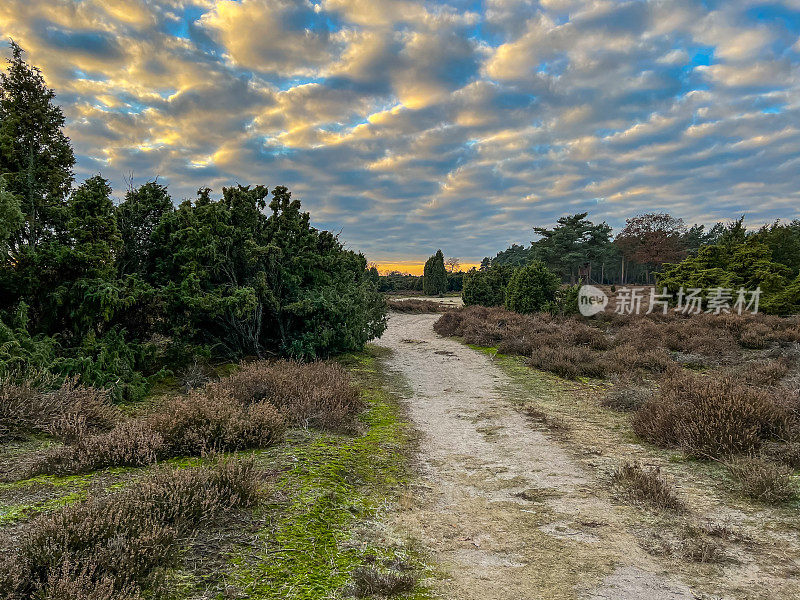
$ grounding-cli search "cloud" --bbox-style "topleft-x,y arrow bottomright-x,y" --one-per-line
0,0 -> 798,265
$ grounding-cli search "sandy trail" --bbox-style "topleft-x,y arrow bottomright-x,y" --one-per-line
375,312 -> 698,600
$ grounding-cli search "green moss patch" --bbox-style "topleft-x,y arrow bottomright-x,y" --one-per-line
217,347 -> 432,599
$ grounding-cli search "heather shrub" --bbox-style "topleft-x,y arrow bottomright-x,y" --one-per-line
27,389 -> 284,477
738,359 -> 791,386
33,420 -> 165,476
431,309 -> 465,338
350,565 -> 415,597
761,439 -> 800,469
632,373 -> 788,458
738,323 -> 772,349
146,387 -> 284,455
527,346 -> 606,379
611,462 -> 684,511
386,299 -> 452,313
602,385 -> 653,412
604,345 -> 675,373
728,457 -> 798,504
0,377 -> 118,442
0,461 -> 259,599
211,360 -> 363,430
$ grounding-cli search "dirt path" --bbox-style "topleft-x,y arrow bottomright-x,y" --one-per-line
376,313 -> 701,600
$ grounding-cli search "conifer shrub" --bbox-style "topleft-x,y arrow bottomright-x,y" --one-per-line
504,262 -> 560,314
422,250 -> 448,296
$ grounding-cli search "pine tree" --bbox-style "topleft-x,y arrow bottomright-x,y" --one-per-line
0,41 -> 75,250
423,249 -> 447,296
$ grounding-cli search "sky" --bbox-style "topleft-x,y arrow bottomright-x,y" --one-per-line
1,0 -> 799,273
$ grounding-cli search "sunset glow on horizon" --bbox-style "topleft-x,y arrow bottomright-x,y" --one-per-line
374,261 -> 481,276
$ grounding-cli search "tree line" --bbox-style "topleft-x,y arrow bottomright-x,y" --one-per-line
0,43 -> 386,400
468,212 -> 800,315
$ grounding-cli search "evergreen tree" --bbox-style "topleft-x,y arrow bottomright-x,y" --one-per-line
0,176 -> 22,256
505,261 -> 560,314
68,176 -> 120,280
422,249 -> 447,296
117,181 -> 174,276
531,213 -> 614,283
0,42 -> 74,250
462,265 -> 513,307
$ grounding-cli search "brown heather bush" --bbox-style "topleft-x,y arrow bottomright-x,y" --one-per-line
603,345 -> 676,374
527,346 -> 606,379
738,359 -> 791,386
611,462 -> 685,511
728,457 -> 798,504
146,387 -> 284,455
0,460 -> 259,600
761,439 -> 800,469
350,565 -> 416,597
737,323 -> 773,349
210,360 -> 363,430
632,372 -> 790,458
386,298 -> 453,313
22,360 -> 361,478
0,378 -> 118,442
27,389 -> 284,477
602,385 -> 653,412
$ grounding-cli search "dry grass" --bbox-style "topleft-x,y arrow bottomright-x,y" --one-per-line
611,462 -> 685,511
0,460 -> 260,600
728,457 -> 799,504
0,378 -> 118,442
522,405 -> 570,431
350,564 -> 416,597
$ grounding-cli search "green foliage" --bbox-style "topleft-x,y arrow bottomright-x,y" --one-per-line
378,272 -> 422,292
447,270 -> 464,292
422,249 -> 447,296
658,225 -> 797,315
153,185 -> 386,360
116,181 -> 173,276
0,176 -> 23,255
545,284 -> 581,316
752,220 -> 800,278
0,47 -> 387,399
504,262 -> 560,314
532,213 -> 615,282
490,243 -> 533,268
462,264 -> 513,307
